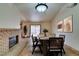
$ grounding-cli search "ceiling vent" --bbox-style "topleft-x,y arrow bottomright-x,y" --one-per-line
67,3 -> 77,8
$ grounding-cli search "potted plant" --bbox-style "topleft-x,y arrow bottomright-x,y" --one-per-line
43,29 -> 48,36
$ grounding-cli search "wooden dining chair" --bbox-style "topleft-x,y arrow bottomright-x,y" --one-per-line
31,35 -> 42,54
59,34 -> 65,54
47,37 -> 64,56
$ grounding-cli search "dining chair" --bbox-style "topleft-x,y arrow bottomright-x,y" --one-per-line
31,35 -> 42,54
59,34 -> 65,54
47,37 -> 64,56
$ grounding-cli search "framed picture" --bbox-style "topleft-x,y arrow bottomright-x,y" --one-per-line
63,16 -> 73,32
57,20 -> 64,32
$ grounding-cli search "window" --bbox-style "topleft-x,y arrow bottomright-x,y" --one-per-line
31,25 -> 41,36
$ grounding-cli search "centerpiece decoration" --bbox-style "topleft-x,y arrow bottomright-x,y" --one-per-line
43,29 -> 48,36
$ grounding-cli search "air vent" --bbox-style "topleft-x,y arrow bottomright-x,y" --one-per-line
67,3 -> 77,8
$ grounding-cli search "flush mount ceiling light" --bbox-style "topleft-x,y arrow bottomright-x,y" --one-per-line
35,3 -> 48,12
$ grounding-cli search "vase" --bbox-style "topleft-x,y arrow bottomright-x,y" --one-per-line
44,33 -> 47,37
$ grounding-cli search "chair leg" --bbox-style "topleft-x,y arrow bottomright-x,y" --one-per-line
63,48 -> 65,54
60,50 -> 62,56
32,46 -> 36,54
39,46 -> 42,54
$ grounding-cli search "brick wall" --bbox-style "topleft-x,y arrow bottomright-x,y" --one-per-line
0,28 -> 20,55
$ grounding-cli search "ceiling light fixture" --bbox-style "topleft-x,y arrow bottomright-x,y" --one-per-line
35,3 -> 48,12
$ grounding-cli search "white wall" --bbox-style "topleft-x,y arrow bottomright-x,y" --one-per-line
0,4 -> 21,28
52,4 -> 79,51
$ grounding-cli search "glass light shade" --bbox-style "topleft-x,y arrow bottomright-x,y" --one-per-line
37,5 -> 47,12
35,3 -> 48,12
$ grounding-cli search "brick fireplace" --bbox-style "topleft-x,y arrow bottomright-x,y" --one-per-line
0,28 -> 20,55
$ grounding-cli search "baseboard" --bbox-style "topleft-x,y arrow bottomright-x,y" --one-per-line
64,44 -> 79,56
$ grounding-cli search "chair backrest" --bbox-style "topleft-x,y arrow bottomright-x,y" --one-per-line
32,35 -> 37,42
49,37 -> 64,49
31,34 -> 38,45
59,34 -> 65,41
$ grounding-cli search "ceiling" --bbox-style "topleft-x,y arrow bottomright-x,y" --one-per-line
14,3 -> 66,22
